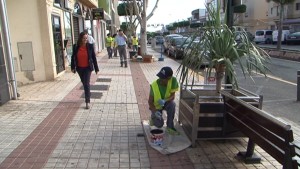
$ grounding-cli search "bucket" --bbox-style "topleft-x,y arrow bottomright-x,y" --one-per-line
129,51 -> 137,59
150,129 -> 164,146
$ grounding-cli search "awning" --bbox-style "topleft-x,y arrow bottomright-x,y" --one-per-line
283,18 -> 300,24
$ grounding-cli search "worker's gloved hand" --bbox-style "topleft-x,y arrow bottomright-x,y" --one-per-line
158,99 -> 166,106
154,111 -> 162,120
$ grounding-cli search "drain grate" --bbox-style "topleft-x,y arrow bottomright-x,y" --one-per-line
81,92 -> 103,99
96,78 -> 112,82
80,85 -> 109,91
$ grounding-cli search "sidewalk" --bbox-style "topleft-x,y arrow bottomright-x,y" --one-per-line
0,46 -> 298,169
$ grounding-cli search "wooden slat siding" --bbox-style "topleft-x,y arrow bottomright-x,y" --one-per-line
221,91 -> 297,168
180,100 -> 194,123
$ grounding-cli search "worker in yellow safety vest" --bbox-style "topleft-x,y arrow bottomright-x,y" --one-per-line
148,66 -> 180,135
112,34 -> 118,57
131,35 -> 139,52
106,33 -> 113,59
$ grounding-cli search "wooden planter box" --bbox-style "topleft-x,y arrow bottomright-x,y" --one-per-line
178,84 -> 263,147
142,55 -> 154,63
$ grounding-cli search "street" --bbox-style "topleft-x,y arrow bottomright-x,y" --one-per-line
154,45 -> 300,125
235,57 -> 300,125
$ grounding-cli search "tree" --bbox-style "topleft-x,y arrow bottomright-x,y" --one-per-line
132,0 -> 160,56
266,0 -> 296,50
118,1 -> 140,37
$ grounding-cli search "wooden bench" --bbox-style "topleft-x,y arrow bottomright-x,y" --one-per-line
293,141 -> 300,167
221,91 -> 298,169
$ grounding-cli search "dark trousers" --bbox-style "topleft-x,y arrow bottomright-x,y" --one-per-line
107,47 -> 113,58
165,100 -> 176,128
77,67 -> 92,103
113,47 -> 118,57
118,45 -> 127,66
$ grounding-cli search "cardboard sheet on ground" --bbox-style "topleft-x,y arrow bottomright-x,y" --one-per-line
142,120 -> 191,154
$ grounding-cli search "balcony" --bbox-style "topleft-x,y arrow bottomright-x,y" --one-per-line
79,0 -> 98,8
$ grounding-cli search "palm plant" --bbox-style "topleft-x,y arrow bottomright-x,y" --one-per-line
178,0 -> 270,94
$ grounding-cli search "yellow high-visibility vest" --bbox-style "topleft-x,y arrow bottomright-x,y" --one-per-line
151,79 -> 172,110
105,37 -> 113,47
132,37 -> 138,45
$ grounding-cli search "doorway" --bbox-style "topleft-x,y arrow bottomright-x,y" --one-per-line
51,15 -> 65,74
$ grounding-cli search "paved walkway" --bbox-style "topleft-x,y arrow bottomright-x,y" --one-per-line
0,46 -> 299,169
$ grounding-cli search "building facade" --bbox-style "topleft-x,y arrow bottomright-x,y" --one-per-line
0,0 -> 116,105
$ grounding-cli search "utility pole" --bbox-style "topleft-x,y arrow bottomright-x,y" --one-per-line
226,0 -> 233,28
0,0 -> 18,100
225,0 -> 233,88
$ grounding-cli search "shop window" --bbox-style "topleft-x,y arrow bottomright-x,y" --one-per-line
63,11 -> 73,65
54,0 -> 69,9
296,3 -> 300,10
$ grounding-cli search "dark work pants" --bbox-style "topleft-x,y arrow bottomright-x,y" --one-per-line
107,47 -> 113,58
77,67 -> 92,103
165,100 -> 176,128
151,100 -> 176,129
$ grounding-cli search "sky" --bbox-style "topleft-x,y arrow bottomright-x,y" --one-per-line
146,0 -> 206,32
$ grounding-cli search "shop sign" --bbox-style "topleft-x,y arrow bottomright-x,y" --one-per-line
92,8 -> 104,20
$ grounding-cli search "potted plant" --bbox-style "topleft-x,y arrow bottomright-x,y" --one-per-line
178,0 -> 270,92
177,0 -> 270,145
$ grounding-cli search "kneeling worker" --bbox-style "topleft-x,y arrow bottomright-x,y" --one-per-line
148,66 -> 180,135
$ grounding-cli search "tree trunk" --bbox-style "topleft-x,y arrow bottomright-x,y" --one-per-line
139,0 -> 147,56
215,64 -> 226,93
277,4 -> 284,50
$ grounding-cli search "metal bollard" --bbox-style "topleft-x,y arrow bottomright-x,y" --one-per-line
158,43 -> 164,61
298,71 -> 300,101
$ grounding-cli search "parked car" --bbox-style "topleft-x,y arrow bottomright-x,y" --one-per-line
235,31 -> 254,43
163,34 -> 183,53
286,32 -> 300,45
254,30 -> 273,44
272,30 -> 290,44
155,36 -> 164,45
167,37 -> 191,59
184,40 -> 210,69
147,37 -> 152,44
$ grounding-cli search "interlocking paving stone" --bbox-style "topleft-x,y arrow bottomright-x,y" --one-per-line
80,92 -> 103,99
96,78 -> 112,82
80,85 -> 109,91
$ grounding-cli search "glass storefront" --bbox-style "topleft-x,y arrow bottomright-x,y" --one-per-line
63,11 -> 73,66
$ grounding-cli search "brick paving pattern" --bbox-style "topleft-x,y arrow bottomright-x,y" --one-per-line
0,46 -> 298,169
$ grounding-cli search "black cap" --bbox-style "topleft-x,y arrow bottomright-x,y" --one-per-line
156,66 -> 173,79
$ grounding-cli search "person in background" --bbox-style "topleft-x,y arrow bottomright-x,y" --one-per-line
106,33 -> 113,59
114,29 -> 128,67
112,33 -> 118,57
71,31 -> 99,109
148,66 -> 180,135
84,29 -> 95,45
131,34 -> 139,52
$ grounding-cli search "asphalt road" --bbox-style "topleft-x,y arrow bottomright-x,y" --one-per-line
235,58 -> 300,124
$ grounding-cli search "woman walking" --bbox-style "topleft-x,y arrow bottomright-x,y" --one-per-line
71,32 -> 99,109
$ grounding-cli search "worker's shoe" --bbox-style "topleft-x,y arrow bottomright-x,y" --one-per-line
166,127 -> 180,135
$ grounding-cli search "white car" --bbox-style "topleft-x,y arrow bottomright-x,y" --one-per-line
254,30 -> 273,44
272,30 -> 290,44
